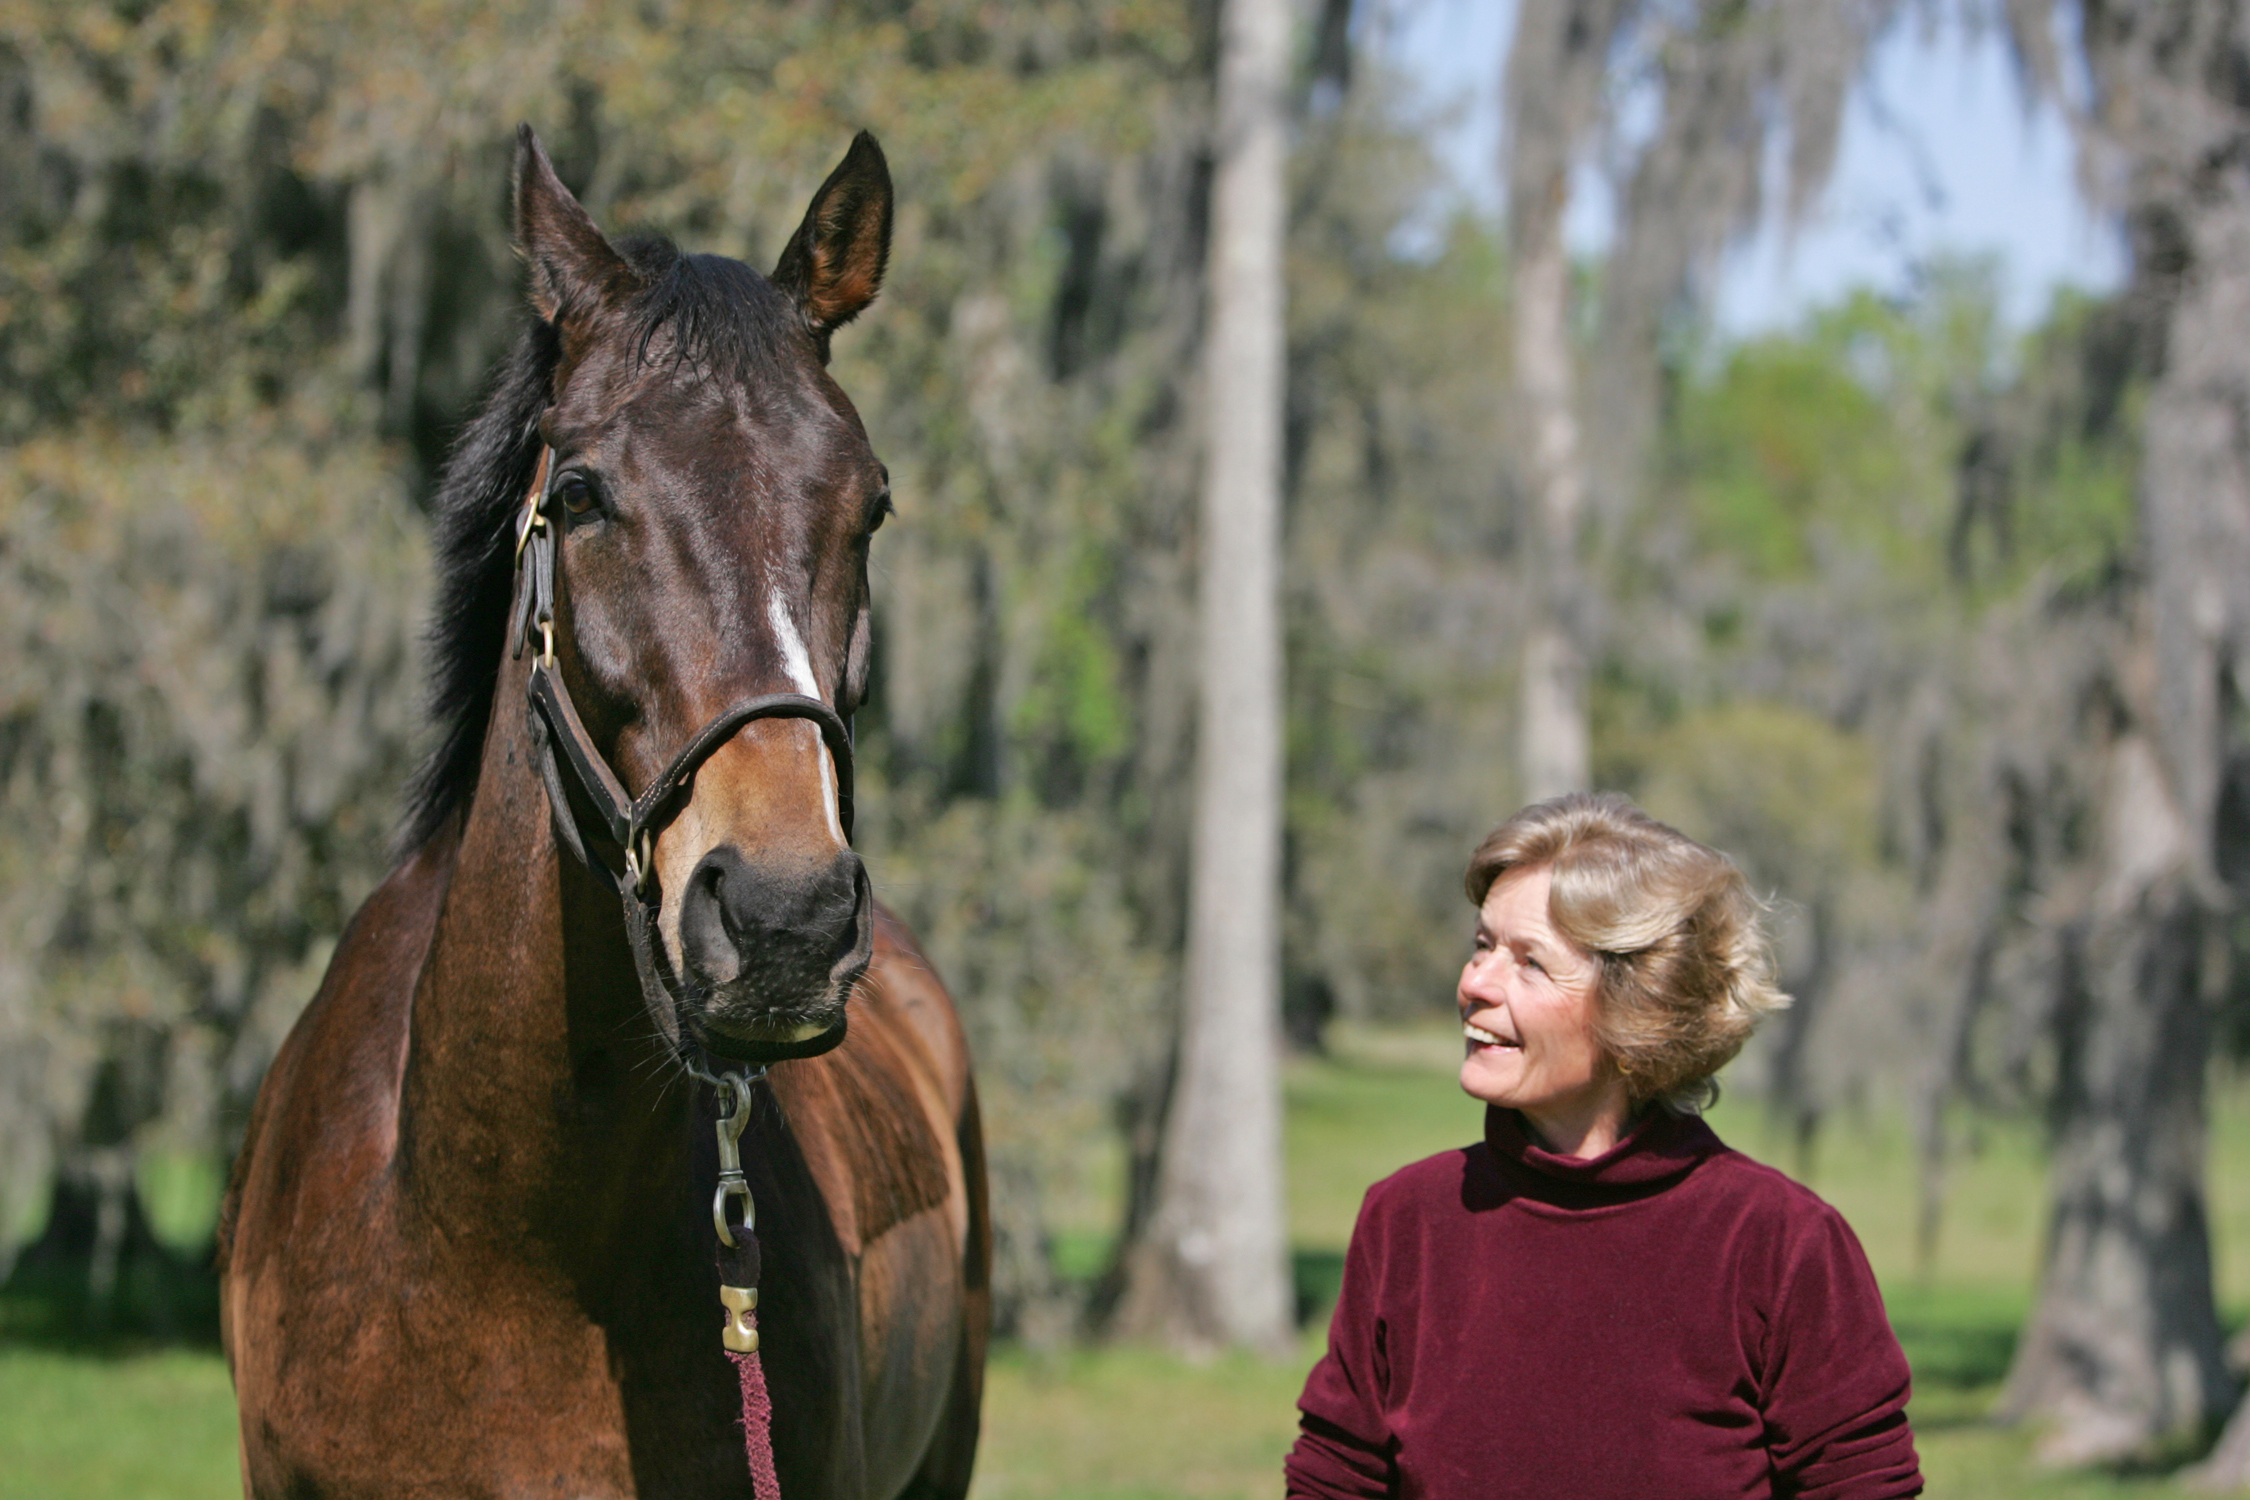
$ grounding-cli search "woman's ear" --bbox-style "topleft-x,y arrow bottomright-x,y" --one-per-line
771,132 -> 893,362
513,123 -> 641,324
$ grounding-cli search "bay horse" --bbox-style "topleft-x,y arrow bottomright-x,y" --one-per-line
218,126 -> 990,1498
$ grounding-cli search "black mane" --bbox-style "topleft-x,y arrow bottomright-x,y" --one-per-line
398,238 -> 807,851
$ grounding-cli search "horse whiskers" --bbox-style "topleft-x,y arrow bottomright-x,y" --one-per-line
617,1015 -> 699,1102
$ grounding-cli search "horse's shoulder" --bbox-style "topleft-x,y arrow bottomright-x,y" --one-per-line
863,902 -> 973,1107
221,825 -> 459,1278
770,904 -> 972,1255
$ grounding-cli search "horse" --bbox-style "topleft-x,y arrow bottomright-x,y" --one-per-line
217,125 -> 991,1499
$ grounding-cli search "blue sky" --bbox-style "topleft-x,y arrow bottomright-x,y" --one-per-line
1375,0 -> 2126,336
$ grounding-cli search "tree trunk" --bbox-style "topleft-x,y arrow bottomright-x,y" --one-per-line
1503,6 -> 1608,803
1999,734 -> 2233,1464
1511,202 -> 1590,802
1512,178 -> 1587,801
2146,148 -> 2250,1495
1113,0 -> 1292,1354
1992,9 -> 2250,1467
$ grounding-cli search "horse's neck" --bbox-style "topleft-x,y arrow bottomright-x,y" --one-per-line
398,647 -> 691,1252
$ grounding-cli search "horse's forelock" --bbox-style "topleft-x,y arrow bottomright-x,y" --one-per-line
622,244 -> 804,388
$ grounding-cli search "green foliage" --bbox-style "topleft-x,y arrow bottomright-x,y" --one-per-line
131,1152 -> 225,1258
1007,544 -> 1134,789
1670,275 -> 1988,586
1629,699 -> 1881,892
1591,255 -> 2156,1141
1675,318 -> 1918,579
1277,73 -> 1526,1032
1953,287 -> 2143,599
1663,263 -> 2141,608
0,423 -> 424,1276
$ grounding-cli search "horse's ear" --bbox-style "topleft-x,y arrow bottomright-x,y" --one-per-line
513,124 -> 640,322
772,131 -> 892,361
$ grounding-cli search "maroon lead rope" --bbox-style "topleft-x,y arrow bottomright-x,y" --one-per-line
731,1346 -> 782,1499
713,1070 -> 783,1498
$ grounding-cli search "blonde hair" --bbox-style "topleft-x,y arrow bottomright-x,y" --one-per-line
1464,791 -> 1788,1114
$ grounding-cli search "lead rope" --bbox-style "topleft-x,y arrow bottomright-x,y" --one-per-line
713,1069 -> 783,1500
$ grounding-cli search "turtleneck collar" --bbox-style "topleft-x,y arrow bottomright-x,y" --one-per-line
1481,1103 -> 1721,1206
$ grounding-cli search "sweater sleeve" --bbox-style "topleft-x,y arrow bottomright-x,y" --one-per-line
1761,1205 -> 1923,1500
1286,1187 -> 1398,1499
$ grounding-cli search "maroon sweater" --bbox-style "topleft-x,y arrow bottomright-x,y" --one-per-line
1287,1108 -> 1921,1500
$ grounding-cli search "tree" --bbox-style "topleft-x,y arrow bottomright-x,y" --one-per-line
1501,1 -> 1629,802
1499,1 -> 1901,804
1114,0 -> 1295,1354
1984,0 -> 2248,1466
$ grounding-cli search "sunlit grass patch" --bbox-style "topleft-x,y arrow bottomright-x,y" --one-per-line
973,1342 -> 1317,1500
0,1346 -> 238,1500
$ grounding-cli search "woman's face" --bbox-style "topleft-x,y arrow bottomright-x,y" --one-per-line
1457,864 -> 1631,1157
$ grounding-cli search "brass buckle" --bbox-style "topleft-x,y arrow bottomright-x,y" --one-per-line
623,826 -> 656,899
514,448 -> 552,565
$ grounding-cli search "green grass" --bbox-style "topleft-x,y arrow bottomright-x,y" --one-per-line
8,1031 -> 2250,1497
0,1346 -> 240,1500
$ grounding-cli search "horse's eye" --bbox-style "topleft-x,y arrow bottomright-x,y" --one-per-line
555,475 -> 600,520
865,492 -> 895,536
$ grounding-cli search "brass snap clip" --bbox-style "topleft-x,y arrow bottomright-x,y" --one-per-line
712,1068 -> 765,1355
711,1068 -> 762,1248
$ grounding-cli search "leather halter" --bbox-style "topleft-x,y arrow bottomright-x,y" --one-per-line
509,444 -> 853,1066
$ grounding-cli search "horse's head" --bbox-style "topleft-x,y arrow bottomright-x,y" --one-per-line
511,125 -> 891,1060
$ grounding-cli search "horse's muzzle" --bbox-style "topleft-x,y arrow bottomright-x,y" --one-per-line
678,845 -> 871,1042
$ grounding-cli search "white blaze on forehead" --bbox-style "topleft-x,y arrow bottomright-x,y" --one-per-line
767,587 -> 820,696
765,577 -> 845,840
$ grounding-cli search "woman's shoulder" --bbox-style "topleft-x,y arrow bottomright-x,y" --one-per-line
1696,1131 -> 1840,1206
1357,1141 -> 1488,1217
1690,1128 -> 1875,1258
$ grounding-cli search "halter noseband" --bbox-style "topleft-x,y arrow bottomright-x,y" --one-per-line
509,444 -> 855,1066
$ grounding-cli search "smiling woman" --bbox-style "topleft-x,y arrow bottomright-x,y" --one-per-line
1286,792 -> 1923,1500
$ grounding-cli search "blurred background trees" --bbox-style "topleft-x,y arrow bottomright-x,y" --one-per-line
6,0 -> 2250,1475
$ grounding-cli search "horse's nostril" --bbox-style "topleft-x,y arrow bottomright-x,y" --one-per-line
679,852 -> 748,987
677,846 -> 868,996
819,850 -> 871,970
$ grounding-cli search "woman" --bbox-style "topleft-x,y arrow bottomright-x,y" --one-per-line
1287,792 -> 1922,1500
